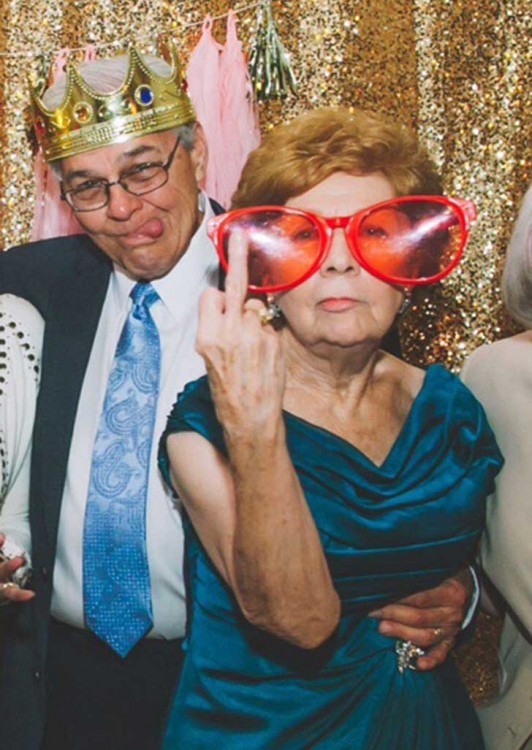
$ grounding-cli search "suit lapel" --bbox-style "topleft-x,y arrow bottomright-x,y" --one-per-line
31,238 -> 111,553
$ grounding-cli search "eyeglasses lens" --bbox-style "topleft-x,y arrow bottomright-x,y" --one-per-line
66,166 -> 168,211
69,185 -> 108,211
221,210 -> 322,290
355,201 -> 463,282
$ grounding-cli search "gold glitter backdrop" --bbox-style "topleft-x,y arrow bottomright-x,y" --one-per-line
0,0 -> 529,705
0,0 -> 530,368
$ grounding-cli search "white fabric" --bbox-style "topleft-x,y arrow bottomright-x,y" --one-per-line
462,333 -> 532,750
51,197 -> 219,639
0,295 -> 44,554
462,565 -> 480,630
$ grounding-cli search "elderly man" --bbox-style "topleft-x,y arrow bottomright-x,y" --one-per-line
0,43 -> 476,750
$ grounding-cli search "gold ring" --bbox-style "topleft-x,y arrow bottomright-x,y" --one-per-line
433,627 -> 444,639
0,582 -> 16,593
258,307 -> 276,327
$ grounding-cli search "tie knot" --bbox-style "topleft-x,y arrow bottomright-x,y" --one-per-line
130,282 -> 159,311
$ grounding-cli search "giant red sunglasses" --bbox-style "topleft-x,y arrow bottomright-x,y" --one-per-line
208,195 -> 477,293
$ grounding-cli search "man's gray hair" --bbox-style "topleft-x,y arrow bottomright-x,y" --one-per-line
502,183 -> 532,328
44,53 -> 197,176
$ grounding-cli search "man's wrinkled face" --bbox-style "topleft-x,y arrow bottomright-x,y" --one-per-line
59,127 -> 207,281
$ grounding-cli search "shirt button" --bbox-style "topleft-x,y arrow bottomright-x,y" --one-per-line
34,671 -> 41,681
41,567 -> 48,579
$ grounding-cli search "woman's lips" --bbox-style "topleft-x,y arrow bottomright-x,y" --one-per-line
318,297 -> 361,312
123,219 -> 164,245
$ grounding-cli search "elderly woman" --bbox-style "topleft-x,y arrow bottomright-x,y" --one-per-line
461,184 -> 532,750
159,108 -> 502,748
0,295 -> 40,604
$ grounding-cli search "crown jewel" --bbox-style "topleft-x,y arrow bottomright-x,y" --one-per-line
31,41 -> 196,162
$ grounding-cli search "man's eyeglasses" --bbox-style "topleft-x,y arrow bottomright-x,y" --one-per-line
207,195 -> 477,292
61,135 -> 181,212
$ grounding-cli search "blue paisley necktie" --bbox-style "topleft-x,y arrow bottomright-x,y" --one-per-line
83,282 -> 161,657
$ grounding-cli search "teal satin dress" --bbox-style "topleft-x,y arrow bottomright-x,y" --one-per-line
159,365 -> 502,749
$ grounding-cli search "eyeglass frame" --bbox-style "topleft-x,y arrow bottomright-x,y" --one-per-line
208,195 -> 477,293
60,134 -> 182,212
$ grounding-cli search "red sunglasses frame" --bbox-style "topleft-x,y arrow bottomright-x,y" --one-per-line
207,195 -> 477,293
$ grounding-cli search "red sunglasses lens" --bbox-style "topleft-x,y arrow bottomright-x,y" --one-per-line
354,200 -> 465,282
219,209 -> 322,290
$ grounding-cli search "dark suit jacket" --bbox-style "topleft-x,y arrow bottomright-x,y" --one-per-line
0,234 -> 113,748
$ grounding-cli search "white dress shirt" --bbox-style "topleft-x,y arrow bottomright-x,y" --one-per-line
51,198 -> 219,638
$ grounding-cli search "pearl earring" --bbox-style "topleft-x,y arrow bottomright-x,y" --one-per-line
258,295 -> 283,326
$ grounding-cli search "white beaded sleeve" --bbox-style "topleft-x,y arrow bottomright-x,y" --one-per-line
0,295 -> 44,578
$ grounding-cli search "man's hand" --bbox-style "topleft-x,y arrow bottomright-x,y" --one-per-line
369,569 -> 474,671
0,534 -> 34,605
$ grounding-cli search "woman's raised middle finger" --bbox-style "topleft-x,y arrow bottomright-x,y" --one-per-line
223,229 -> 250,325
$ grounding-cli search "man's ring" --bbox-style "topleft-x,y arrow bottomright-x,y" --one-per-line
433,627 -> 444,639
0,582 -> 16,594
395,640 -> 426,673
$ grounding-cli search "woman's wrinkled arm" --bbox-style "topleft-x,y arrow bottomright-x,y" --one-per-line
167,422 -> 340,649
165,233 -> 340,649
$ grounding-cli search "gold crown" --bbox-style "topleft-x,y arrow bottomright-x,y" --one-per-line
31,41 -> 196,162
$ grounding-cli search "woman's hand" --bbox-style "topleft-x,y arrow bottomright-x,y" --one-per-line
196,230 -> 285,441
0,534 -> 34,605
